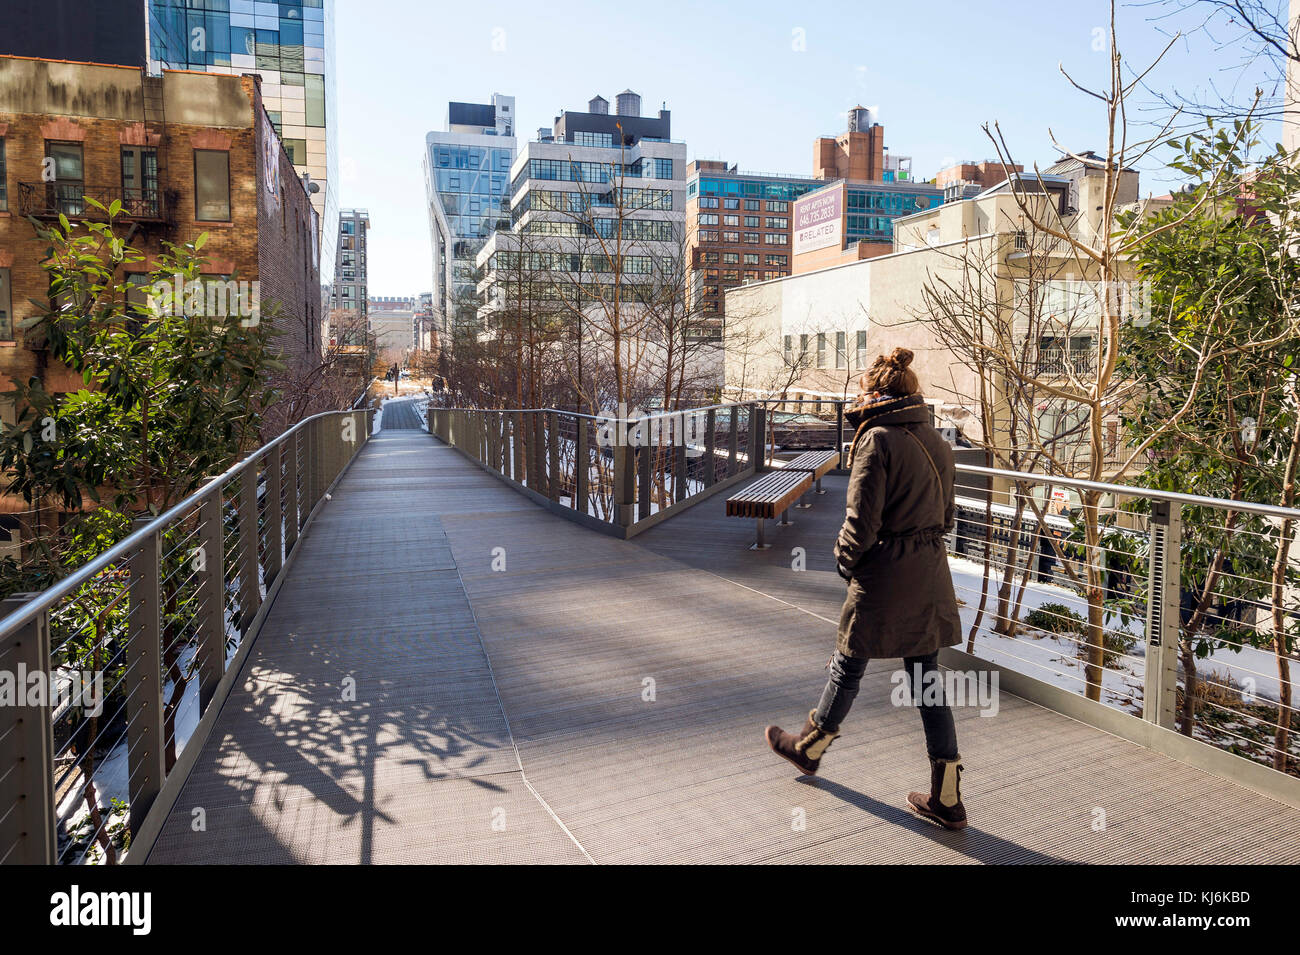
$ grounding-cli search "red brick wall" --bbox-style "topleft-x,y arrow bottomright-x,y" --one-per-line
0,71 -> 321,397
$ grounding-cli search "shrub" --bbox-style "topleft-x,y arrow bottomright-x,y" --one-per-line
1024,602 -> 1084,635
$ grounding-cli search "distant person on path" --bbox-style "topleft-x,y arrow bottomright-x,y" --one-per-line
765,348 -> 969,830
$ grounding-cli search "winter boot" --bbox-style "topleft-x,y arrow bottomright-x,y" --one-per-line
907,756 -> 967,830
765,710 -> 839,775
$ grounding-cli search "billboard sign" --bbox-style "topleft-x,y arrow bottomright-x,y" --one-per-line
793,187 -> 843,255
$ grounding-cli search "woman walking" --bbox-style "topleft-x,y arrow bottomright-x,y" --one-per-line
764,348 -> 968,830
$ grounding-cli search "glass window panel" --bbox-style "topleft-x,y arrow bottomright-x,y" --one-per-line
194,149 -> 231,221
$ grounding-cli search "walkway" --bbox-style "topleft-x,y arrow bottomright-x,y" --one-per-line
146,399 -> 1300,864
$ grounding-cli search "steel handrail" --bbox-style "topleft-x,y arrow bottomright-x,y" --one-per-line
0,408 -> 363,638
957,463 -> 1300,521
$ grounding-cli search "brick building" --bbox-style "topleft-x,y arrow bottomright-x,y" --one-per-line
0,54 -> 322,530
684,160 -> 824,338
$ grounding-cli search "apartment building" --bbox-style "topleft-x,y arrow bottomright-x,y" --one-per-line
685,161 -> 823,338
475,90 -> 687,331
331,207 -> 368,329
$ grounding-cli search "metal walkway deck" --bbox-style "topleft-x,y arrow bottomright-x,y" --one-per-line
147,401 -> 1300,864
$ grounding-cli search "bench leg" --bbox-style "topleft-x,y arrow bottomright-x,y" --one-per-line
751,518 -> 771,550
815,476 -> 826,495
796,489 -> 812,509
779,507 -> 792,526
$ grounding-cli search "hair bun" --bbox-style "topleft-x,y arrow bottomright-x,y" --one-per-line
886,347 -> 914,370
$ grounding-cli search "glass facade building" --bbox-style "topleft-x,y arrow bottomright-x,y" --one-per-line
844,185 -> 944,244
424,94 -> 517,336
147,0 -> 338,325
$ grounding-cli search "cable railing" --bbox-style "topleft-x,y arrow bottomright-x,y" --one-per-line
0,408 -> 374,865
429,402 -> 760,536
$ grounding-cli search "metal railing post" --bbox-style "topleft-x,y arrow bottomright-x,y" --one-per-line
1143,501 -> 1182,730
704,409 -> 717,487
547,411 -> 560,502
267,441 -> 283,583
196,489 -> 226,711
125,517 -> 165,835
749,404 -> 765,472
237,456 -> 261,633
637,442 -> 652,520
614,444 -> 635,528
836,401 -> 845,469
514,411 -> 526,485
726,407 -> 739,477
284,431 -> 300,551
575,415 -> 589,512
0,593 -> 55,864
305,417 -> 319,514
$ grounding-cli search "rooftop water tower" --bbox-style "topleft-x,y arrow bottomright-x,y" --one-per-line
615,89 -> 642,117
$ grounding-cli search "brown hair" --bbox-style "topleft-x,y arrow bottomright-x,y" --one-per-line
860,347 -> 920,397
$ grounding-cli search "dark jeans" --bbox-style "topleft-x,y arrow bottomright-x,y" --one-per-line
814,650 -> 959,761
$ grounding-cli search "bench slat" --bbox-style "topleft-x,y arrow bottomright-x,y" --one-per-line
726,470 -> 813,519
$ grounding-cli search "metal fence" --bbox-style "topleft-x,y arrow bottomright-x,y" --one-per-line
946,464 -> 1299,778
0,409 -> 373,864
429,403 -> 761,535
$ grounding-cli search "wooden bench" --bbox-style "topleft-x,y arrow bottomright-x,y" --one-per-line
725,469 -> 813,549
783,449 -> 839,507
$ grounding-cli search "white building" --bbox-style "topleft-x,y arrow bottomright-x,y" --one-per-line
474,91 -> 687,333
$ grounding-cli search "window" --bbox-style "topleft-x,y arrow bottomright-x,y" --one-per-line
784,334 -> 793,365
194,149 -> 231,221
282,138 -> 307,166
744,270 -> 758,280
835,331 -> 846,369
121,146 -> 159,217
0,137 -> 6,211
699,196 -> 718,209
768,200 -> 789,213
742,253 -> 759,265
743,232 -> 759,244
0,268 -> 11,340
743,215 -> 759,228
653,158 -> 673,179
573,131 -> 613,147
722,252 -> 739,264
763,233 -> 788,245
698,213 -> 718,226
723,214 -> 739,227
765,216 -> 788,229
46,142 -> 84,215
722,231 -> 739,242
765,254 -> 788,266
723,198 -> 740,210
744,199 -> 760,211
816,333 -> 827,368
856,330 -> 867,369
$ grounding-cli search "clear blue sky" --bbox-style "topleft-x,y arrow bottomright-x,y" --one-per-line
335,0 -> 1281,294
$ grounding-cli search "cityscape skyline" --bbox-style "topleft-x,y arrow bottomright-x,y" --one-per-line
335,0 -> 1282,295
